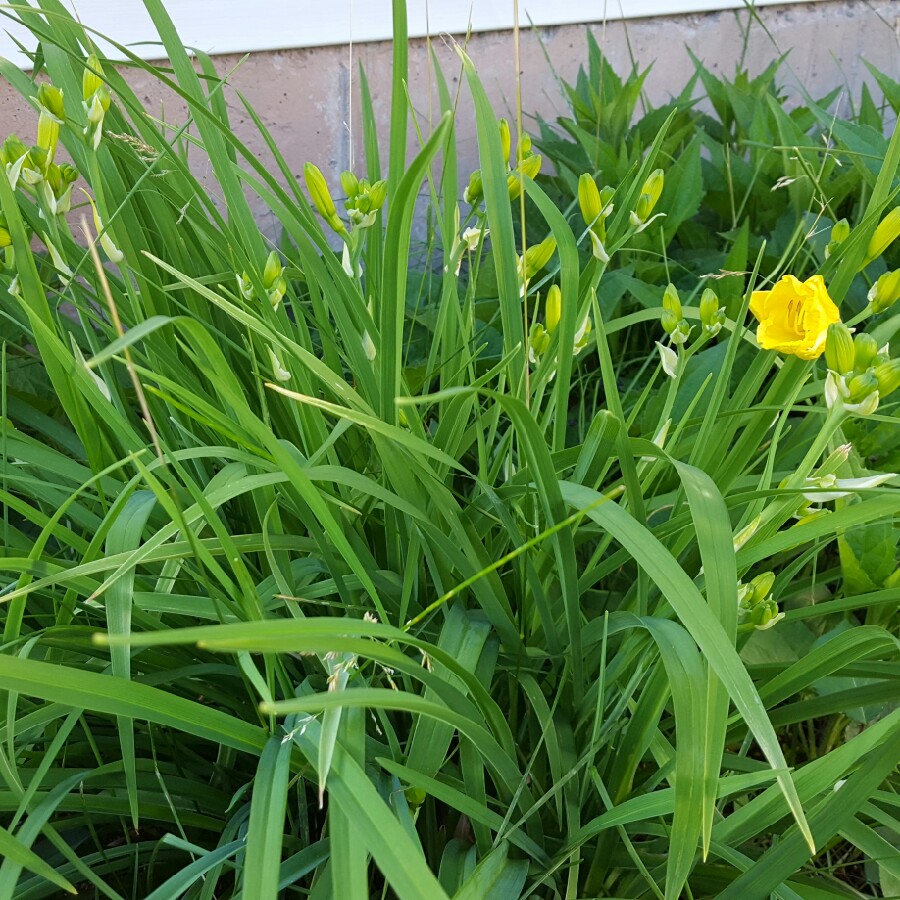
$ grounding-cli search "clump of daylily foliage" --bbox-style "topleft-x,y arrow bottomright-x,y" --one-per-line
1,6 -> 899,898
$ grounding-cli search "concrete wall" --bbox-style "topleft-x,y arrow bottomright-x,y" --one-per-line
0,0 -> 896,233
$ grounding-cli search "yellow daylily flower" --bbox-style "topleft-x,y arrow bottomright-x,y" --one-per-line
749,274 -> 840,360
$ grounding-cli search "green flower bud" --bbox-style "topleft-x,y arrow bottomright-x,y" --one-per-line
463,169 -> 483,206
749,571 -> 775,606
36,83 -> 65,121
0,134 -> 28,167
578,173 -> 601,226
263,250 -> 283,289
831,218 -> 850,244
58,163 -> 78,185
865,207 -> 900,265
499,118 -> 511,166
825,322 -> 855,375
508,155 -> 542,201
304,162 -> 342,233
340,170 -> 359,198
633,168 -> 664,223
545,284 -> 561,333
750,597 -> 783,630
518,132 -> 532,157
868,269 -> 900,314
0,226 -> 10,249
847,371 -> 878,404
853,333 -> 878,372
522,235 -> 556,280
874,358 -> 900,398
83,53 -> 104,102
662,283 -> 682,320
599,185 -> 615,216
528,322 -> 550,361
699,287 -> 719,326
367,179 -> 387,211
660,309 -> 679,335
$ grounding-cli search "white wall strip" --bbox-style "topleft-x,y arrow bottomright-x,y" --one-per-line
0,1 -> 824,67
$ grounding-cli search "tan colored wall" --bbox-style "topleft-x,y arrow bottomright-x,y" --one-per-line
0,0 -> 896,232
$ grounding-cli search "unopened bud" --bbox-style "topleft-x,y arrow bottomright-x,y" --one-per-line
499,118 -> 511,166
83,54 -> 104,102
599,185 -> 615,217
853,332 -> 878,372
518,132 -> 532,157
874,359 -> 900,398
545,284 -> 561,333
750,597 -> 783,630
508,155 -> 542,201
263,250 -> 282,289
464,169 -> 483,206
865,207 -> 900,265
660,309 -> 679,335
340,170 -> 359,198
304,162 -> 341,228
699,288 -> 719,326
831,218 -> 850,244
578,173 -> 601,226
36,83 -> 65,121
672,318 -> 692,345
847,371 -> 878,404
868,269 -> 900,314
662,283 -> 682,320
522,235 -> 556,280
633,168 -> 664,223
825,322 -> 855,375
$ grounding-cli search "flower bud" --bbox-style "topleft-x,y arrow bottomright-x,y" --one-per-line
674,318 -> 692,344
868,269 -> 900,314
847,371 -> 878,404
263,250 -> 283,289
578,173 -> 601,226
528,322 -> 549,364
865,207 -> 900,265
633,168 -> 664,223
499,118 -> 511,166
36,83 -> 65,121
464,169 -> 483,206
662,283 -> 682,320
340,170 -> 359,198
831,218 -> 850,244
874,359 -> 900,398
518,132 -> 532,157
825,322 -> 855,375
750,597 -> 784,630
304,162 -> 344,234
748,571 -> 776,607
508,155 -> 542,201
545,284 -> 561,333
522,235 -> 556,280
599,185 -> 615,217
367,179 -> 387,211
699,288 -> 719,326
853,332 -> 878,372
660,309 -> 679,335
83,54 -> 104,102
0,226 -> 10,249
